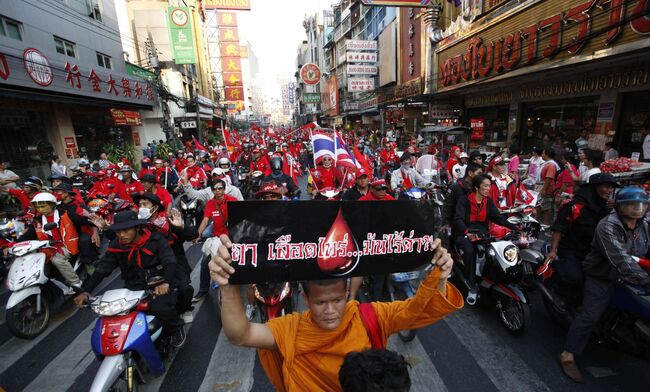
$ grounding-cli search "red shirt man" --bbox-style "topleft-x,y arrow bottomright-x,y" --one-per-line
182,156 -> 208,188
89,171 -> 128,200
359,179 -> 396,201
445,146 -> 462,179
250,149 -> 272,176
311,155 -> 343,192
119,166 -> 144,202
199,180 -> 238,237
140,174 -> 172,213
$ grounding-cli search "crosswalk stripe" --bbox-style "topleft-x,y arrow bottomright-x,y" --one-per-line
198,329 -> 256,392
387,334 -> 448,392
23,323 -> 97,392
444,308 -> 552,392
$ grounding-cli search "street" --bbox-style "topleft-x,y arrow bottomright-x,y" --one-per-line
1,218 -> 649,391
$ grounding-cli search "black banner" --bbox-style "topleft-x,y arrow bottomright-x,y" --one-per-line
228,200 -> 439,284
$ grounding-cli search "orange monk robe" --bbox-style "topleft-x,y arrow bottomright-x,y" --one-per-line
258,267 -> 464,391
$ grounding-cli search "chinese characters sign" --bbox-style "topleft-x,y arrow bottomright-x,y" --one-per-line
218,11 -> 244,111
168,7 -> 197,64
399,7 -> 423,83
348,78 -> 375,92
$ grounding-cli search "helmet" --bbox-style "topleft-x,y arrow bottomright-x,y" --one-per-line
31,192 -> 57,204
142,157 -> 151,164
23,176 -> 43,190
615,186 -> 649,205
218,157 -> 231,169
270,156 -> 283,172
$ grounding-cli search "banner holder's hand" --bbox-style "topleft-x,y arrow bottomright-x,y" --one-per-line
209,234 -> 235,287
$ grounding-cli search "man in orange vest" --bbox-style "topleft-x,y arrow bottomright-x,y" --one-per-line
17,192 -> 81,287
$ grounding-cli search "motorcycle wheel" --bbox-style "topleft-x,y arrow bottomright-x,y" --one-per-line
541,289 -> 572,329
6,294 -> 50,339
495,296 -> 530,336
390,285 -> 417,342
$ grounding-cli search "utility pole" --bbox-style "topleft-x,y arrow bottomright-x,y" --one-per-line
148,31 -> 173,142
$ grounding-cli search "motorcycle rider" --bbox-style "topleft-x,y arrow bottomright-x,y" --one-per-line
181,155 -> 208,189
217,157 -> 238,187
70,160 -> 97,191
88,170 -> 128,201
379,143 -> 399,176
140,174 -> 173,214
237,143 -> 254,170
119,165 -> 143,201
546,173 -> 618,299
138,157 -> 154,178
486,155 -> 516,210
0,176 -> 43,213
18,192 -> 82,287
342,168 -> 370,201
443,163 -> 483,228
453,174 -> 519,304
359,179 -> 395,201
250,148 -> 271,176
390,152 -> 428,192
262,156 -> 300,198
74,210 -> 186,348
311,154 -> 343,196
180,168 -> 244,203
559,187 -> 650,383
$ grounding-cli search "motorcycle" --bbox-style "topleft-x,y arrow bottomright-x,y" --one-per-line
178,194 -> 203,228
539,256 -> 650,356
252,281 -> 294,322
451,229 -> 531,335
4,226 -> 86,338
87,284 -> 173,392
314,187 -> 341,201
387,266 -> 431,342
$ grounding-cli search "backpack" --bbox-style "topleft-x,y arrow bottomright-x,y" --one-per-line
358,303 -> 384,349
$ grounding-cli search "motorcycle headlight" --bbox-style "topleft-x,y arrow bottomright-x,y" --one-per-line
11,243 -> 33,257
503,245 -> 519,262
91,298 -> 139,316
188,200 -> 197,209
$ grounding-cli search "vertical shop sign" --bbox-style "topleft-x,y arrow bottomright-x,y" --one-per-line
168,7 -> 197,64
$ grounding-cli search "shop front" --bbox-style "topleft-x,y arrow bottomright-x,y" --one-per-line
0,44 -> 154,177
434,0 -> 650,158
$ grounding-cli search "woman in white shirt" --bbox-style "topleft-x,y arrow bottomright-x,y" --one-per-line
50,155 -> 66,177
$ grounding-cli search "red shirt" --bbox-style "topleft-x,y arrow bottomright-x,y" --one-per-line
183,165 -> 207,188
89,178 -> 128,200
123,180 -> 144,201
203,195 -> 238,237
312,166 -> 343,190
9,188 -> 32,212
445,158 -> 458,174
250,156 -> 271,176
540,162 -> 558,196
359,192 -> 395,201
138,168 -> 154,179
151,186 -> 173,211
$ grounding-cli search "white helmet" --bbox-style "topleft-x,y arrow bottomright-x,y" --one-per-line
217,157 -> 231,172
211,167 -> 225,176
31,192 -> 57,204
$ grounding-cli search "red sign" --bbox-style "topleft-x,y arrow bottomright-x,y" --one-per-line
217,11 -> 238,26
300,63 -> 321,85
64,136 -> 77,148
222,57 -> 242,72
0,54 -> 10,80
470,118 -> 485,131
219,27 -> 240,42
110,109 -> 143,126
22,48 -> 53,86
225,86 -> 245,101
220,42 -> 240,57
224,72 -> 243,87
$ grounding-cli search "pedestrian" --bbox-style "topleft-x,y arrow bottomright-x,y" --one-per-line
525,147 -> 543,182
507,146 -> 520,182
209,233 -> 461,391
539,148 -> 560,225
50,155 -> 66,177
574,128 -> 590,152
603,142 -> 618,161
97,152 -> 111,169
0,160 -> 19,189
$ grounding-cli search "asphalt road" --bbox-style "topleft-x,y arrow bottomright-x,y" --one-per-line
0,176 -> 648,391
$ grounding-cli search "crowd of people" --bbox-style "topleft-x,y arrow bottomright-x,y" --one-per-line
0,123 -> 648,390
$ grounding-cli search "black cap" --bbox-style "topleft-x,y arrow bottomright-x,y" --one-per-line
48,173 -> 70,183
400,152 -> 412,162
140,174 -> 157,183
109,210 -> 148,231
52,182 -> 77,196
582,172 -> 621,187
132,192 -> 163,209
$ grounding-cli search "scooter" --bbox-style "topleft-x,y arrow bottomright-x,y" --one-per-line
178,193 -> 203,228
5,227 -> 85,339
387,266 -> 431,342
253,281 -> 294,322
87,286 -> 169,392
539,257 -> 650,356
451,230 -> 531,335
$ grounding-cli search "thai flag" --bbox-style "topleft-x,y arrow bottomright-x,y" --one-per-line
334,131 -> 360,169
310,131 -> 335,165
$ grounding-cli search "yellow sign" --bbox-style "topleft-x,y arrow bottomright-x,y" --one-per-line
204,0 -> 251,11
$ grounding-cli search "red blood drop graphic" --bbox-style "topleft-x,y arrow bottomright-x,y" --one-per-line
317,208 -> 358,274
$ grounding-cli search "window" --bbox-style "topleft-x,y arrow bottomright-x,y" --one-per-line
54,36 -> 76,57
87,0 -> 103,22
0,15 -> 22,40
96,52 -> 111,69
67,0 -> 102,22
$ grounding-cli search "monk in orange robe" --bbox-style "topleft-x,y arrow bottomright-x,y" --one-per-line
210,235 -> 464,392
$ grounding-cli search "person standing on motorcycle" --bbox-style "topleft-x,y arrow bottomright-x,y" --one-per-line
132,193 -> 196,320
140,174 -> 173,214
0,176 -> 43,213
18,192 -> 82,287
250,148 -> 272,176
262,156 -> 300,198
390,153 -> 428,192
342,168 -> 370,201
73,210 -> 186,347
181,155 -> 208,189
52,182 -> 101,268
559,187 -> 650,383
311,154 -> 343,197
453,174 -> 519,303
443,163 -> 483,228
359,179 -> 395,201
119,165 -> 143,202
546,173 -> 619,294
486,155 -> 516,210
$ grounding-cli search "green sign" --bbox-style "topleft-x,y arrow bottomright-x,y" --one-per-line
125,62 -> 156,82
168,7 -> 197,64
303,92 -> 321,104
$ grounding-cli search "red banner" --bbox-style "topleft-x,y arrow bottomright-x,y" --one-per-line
219,27 -> 240,42
225,86 -> 245,101
222,57 -> 242,73
217,11 -> 238,26
220,43 -> 240,57
224,72 -> 243,87
110,109 -> 142,126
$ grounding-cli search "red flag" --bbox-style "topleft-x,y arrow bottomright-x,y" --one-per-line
222,129 -> 231,150
353,144 -> 372,172
193,136 -> 208,152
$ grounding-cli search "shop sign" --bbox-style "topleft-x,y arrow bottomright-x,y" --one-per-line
466,91 -> 513,107
345,52 -> 377,63
125,62 -> 156,82
303,92 -> 321,104
64,137 -> 77,149
399,7 -> 423,83
359,96 -> 378,111
204,0 -> 251,10
180,120 -> 197,129
344,101 -> 359,111
597,102 -> 615,122
222,57 -> 242,72
23,48 -> 53,86
347,65 -> 378,75
167,7 -> 197,65
360,0 -> 432,6
348,78 -> 375,92
394,77 -> 422,100
110,109 -> 143,126
470,118 -> 485,131
345,40 -> 377,51
219,27 -> 240,43
429,104 -> 455,119
438,0 -> 650,90
217,11 -> 238,26
288,82 -> 295,105
519,68 -> 649,100
225,86 -> 245,101
300,63 -> 322,85
224,72 -> 243,87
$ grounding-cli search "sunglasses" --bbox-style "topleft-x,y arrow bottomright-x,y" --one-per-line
373,186 -> 388,191
213,186 -> 225,190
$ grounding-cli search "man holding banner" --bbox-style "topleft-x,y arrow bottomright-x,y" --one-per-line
209,235 -> 463,391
